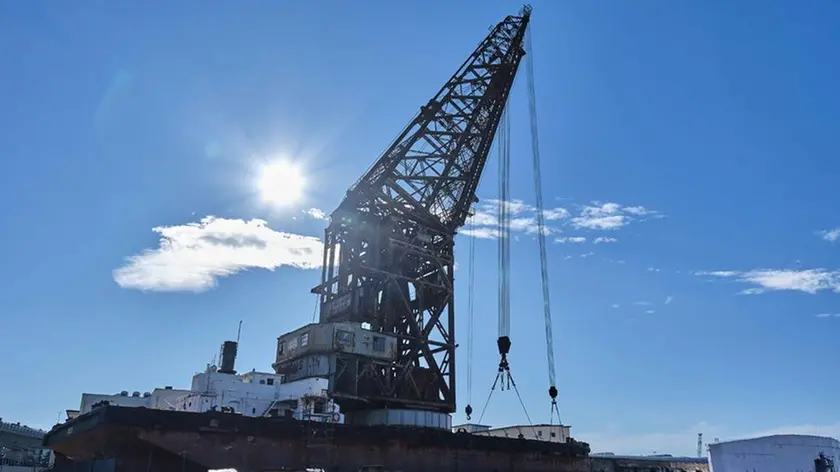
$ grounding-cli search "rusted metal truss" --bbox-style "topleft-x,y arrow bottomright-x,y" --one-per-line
312,6 -> 532,414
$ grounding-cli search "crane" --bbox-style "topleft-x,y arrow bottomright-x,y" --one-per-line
467,19 -> 561,433
303,6 -> 533,420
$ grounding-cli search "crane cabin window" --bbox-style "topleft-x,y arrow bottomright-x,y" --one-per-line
287,338 -> 298,351
335,330 -> 353,348
373,336 -> 386,352
300,332 -> 309,347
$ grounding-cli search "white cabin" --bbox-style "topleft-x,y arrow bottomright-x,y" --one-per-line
72,365 -> 342,423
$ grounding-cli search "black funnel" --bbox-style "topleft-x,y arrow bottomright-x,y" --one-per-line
218,341 -> 238,374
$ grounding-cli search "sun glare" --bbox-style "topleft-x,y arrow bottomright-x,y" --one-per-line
257,160 -> 305,206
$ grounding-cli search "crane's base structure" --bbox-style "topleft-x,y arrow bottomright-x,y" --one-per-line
44,406 -> 591,472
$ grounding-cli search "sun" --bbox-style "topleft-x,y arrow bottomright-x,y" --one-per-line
257,160 -> 305,206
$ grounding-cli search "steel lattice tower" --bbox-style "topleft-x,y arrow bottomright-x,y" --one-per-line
296,6 -> 532,418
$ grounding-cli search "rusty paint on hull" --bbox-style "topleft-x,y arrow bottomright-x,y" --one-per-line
45,406 -> 590,472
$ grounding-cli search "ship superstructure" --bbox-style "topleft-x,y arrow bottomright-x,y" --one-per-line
0,419 -> 52,470
69,340 -> 341,424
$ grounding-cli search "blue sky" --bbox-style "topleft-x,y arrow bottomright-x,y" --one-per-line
1,0 -> 839,457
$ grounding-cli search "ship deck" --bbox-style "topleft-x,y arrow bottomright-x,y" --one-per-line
44,405 -> 591,472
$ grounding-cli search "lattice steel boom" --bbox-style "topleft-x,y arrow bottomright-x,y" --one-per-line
311,6 -> 531,415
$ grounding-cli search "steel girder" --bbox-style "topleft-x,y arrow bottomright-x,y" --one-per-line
312,6 -> 532,414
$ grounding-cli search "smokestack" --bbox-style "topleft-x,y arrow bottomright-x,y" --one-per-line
218,341 -> 238,374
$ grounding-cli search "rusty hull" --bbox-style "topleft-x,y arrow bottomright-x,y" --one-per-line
44,406 -> 591,472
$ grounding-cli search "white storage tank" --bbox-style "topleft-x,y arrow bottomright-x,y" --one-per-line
709,434 -> 839,472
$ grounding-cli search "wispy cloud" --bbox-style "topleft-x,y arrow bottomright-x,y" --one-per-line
463,198 -> 661,240
665,296 -> 673,305
113,216 -> 323,292
696,270 -> 739,277
580,252 -> 595,258
461,227 -> 502,239
697,268 -> 840,295
634,301 -> 653,306
305,208 -> 328,220
464,198 -> 565,239
555,236 -> 586,244
815,313 -> 840,318
571,202 -> 663,231
611,304 -> 620,308
818,228 -> 840,243
647,267 -> 661,272
645,309 -> 655,314
544,208 -> 570,220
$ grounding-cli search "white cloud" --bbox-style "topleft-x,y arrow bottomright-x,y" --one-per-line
698,268 -> 840,295
580,421 -> 840,457
305,208 -> 328,220
622,205 -> 654,216
572,215 -> 627,230
634,301 -> 653,306
647,267 -> 661,272
816,313 -> 840,318
469,211 -> 498,227
510,217 -> 544,234
580,252 -> 595,258
544,207 -> 570,220
819,228 -> 840,242
611,304 -> 620,308
581,202 -> 622,217
571,201 -> 662,231
555,236 -> 586,244
463,198 -> 661,238
113,216 -> 323,292
460,227 -> 502,239
665,296 -> 673,305
645,309 -> 655,314
464,199 -> 562,239
487,198 -> 532,215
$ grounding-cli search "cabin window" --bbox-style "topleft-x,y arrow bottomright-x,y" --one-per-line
537,430 -> 543,437
373,336 -> 385,352
336,330 -> 353,348
267,378 -> 274,386
288,338 -> 298,351
252,408 -> 256,414
259,379 -> 266,385
300,332 -> 309,347
550,432 -> 557,438
278,342 -> 285,355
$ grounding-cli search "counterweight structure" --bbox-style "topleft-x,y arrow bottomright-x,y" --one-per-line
275,7 -> 532,423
